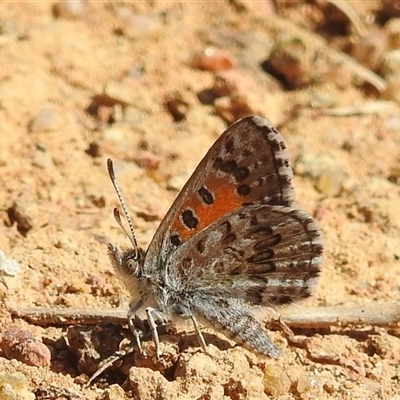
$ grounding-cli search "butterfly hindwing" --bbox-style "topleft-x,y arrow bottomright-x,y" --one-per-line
166,203 -> 323,307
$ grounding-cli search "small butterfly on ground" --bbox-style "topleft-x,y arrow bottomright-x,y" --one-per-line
107,115 -> 323,358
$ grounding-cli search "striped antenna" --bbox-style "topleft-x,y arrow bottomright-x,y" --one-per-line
107,159 -> 138,251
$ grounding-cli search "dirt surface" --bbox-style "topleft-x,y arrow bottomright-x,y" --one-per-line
1,1 -> 400,399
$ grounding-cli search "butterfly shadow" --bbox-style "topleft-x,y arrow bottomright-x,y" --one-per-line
132,315 -> 236,354
166,327 -> 236,354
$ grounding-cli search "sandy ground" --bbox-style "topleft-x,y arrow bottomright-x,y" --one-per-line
0,1 -> 400,399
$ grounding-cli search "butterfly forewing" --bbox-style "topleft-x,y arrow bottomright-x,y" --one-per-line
144,116 -> 297,272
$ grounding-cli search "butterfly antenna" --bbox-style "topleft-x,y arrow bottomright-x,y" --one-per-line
107,158 -> 138,251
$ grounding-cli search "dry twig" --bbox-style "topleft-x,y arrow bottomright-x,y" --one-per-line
10,302 -> 400,329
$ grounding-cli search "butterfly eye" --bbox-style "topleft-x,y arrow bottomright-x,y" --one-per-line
123,258 -> 138,276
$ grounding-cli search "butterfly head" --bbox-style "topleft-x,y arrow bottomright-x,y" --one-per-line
107,159 -> 145,282
107,242 -> 144,277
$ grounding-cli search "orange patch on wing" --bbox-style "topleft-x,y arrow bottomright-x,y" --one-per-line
170,177 -> 242,242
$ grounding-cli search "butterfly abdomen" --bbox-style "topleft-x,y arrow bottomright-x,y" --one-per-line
192,296 -> 282,357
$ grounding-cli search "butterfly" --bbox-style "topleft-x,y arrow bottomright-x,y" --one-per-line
107,115 -> 323,358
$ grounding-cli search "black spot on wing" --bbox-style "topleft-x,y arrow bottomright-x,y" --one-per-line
233,166 -> 250,182
253,234 -> 281,251
246,249 -> 275,265
213,157 -> 223,169
224,138 -> 235,154
250,216 -> 258,226
220,160 -> 237,174
275,295 -> 292,305
245,225 -> 274,238
198,185 -> 214,205
181,209 -> 199,229
214,261 -> 225,273
222,232 -> 236,246
242,148 -> 252,157
236,184 -> 251,197
170,233 -> 181,246
182,257 -> 192,268
196,237 -> 206,254
220,220 -> 232,234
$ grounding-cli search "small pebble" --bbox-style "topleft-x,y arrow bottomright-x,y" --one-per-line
101,126 -> 126,142
85,141 -> 102,158
136,151 -> 162,171
266,38 -> 312,88
115,8 -> 161,39
54,237 -> 74,251
213,95 -> 254,124
263,364 -> 291,396
29,109 -> 61,133
32,151 -> 53,169
87,92 -> 129,123
89,194 -> 106,208
85,275 -> 104,296
1,326 -> 51,367
190,47 -> 235,71
0,250 -> 20,276
53,0 -> 85,19
297,373 -> 325,400
7,200 -> 34,236
164,94 -> 189,122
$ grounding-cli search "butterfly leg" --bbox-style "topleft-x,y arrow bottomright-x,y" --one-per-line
190,314 -> 208,353
127,314 -> 144,354
145,307 -> 164,358
126,298 -> 147,354
178,312 -> 208,353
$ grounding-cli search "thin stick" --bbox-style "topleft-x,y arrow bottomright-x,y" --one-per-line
10,308 -> 128,326
277,303 -> 400,329
10,302 -> 400,329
